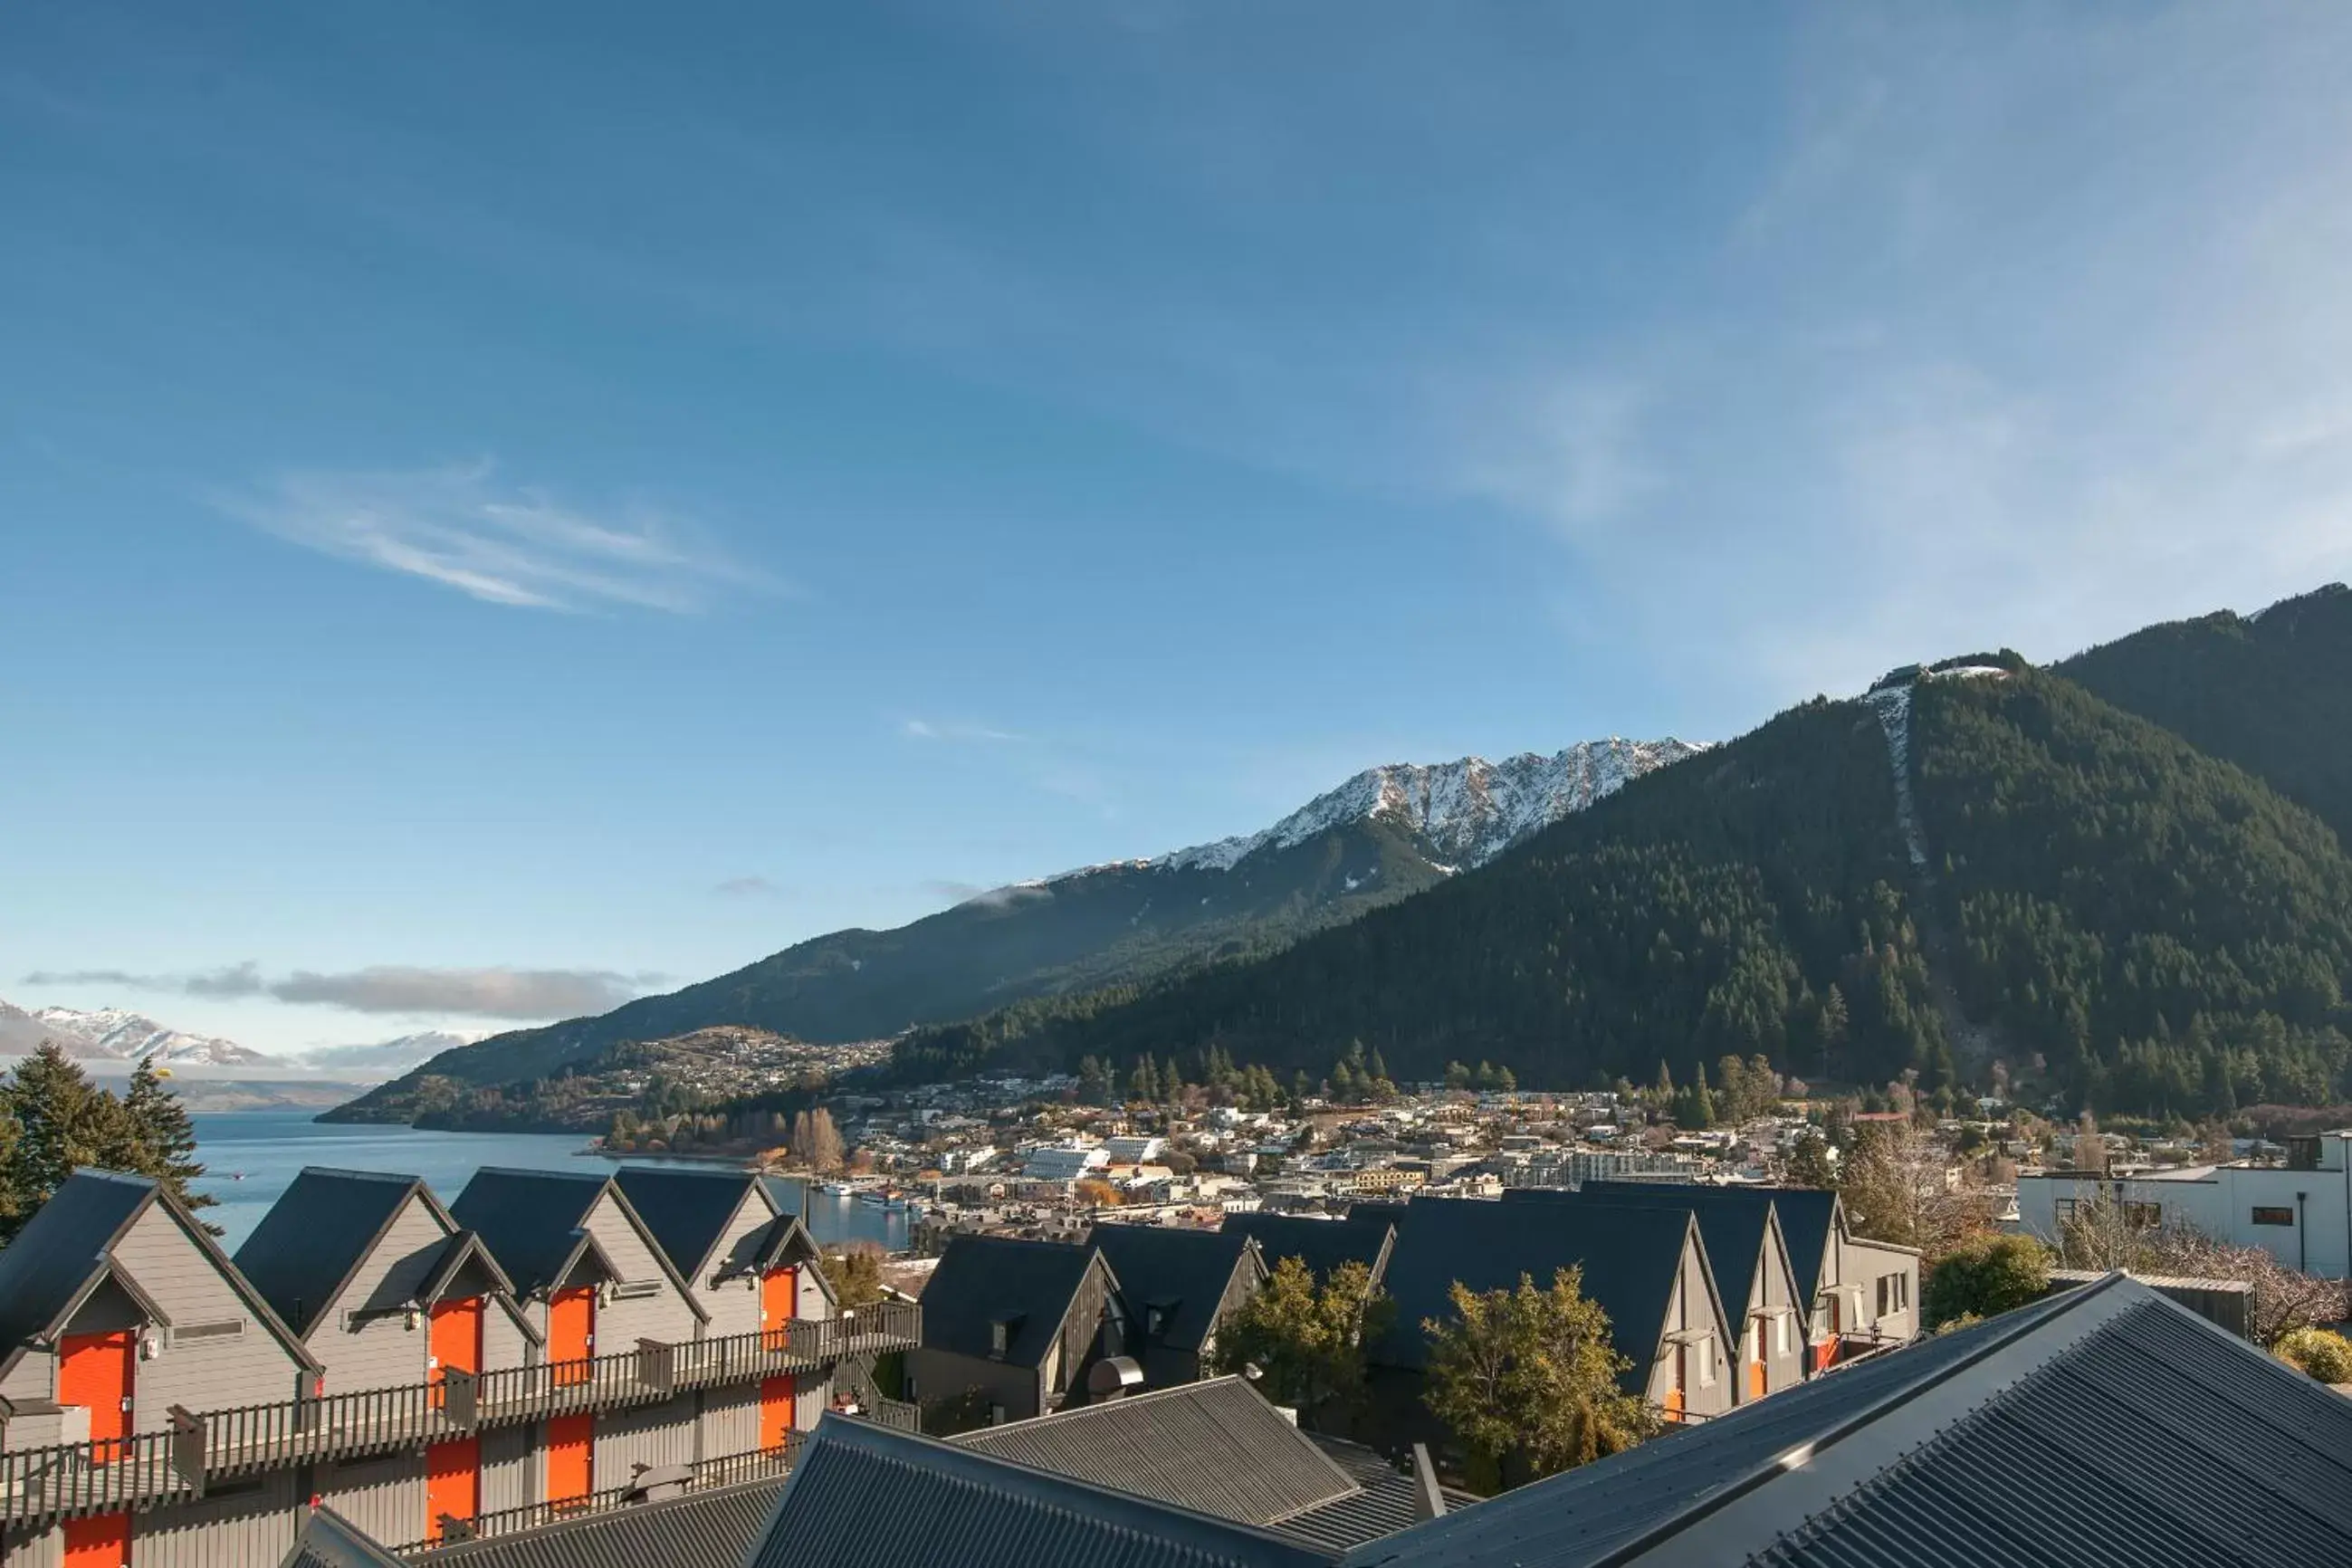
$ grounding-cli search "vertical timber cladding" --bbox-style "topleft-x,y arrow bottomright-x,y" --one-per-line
57,1333 -> 134,1465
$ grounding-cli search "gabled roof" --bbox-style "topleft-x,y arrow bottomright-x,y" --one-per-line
236,1168 -> 438,1337
742,1414 -> 1334,1568
612,1166 -> 776,1285
952,1376 -> 1359,1527
1373,1197 -> 1707,1381
919,1235 -> 1114,1368
279,1505 -> 412,1568
1596,1182 -> 1842,1302
1505,1188 -> 1791,1319
1221,1212 -> 1396,1287
1343,1275 -> 2352,1568
450,1167 -> 704,1320
423,1477 -> 789,1568
1088,1225 -> 1263,1357
0,1169 -> 320,1382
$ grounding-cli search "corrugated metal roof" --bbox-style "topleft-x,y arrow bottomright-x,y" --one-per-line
1276,1439 -> 1479,1552
952,1377 -> 1359,1525
1592,1183 -> 1840,1303
0,1168 -> 155,1358
1088,1226 -> 1261,1357
235,1168 -> 424,1336
1505,1188 -> 1783,1322
745,1414 -> 1335,1568
1220,1213 -> 1395,1288
613,1166 -> 768,1283
1345,1275 -> 2352,1568
449,1168 -> 607,1297
1374,1197 -> 1697,1380
417,1479 -> 789,1568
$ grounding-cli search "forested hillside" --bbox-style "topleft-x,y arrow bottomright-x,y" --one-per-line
897,668 -> 2352,1117
2059,583 -> 2352,841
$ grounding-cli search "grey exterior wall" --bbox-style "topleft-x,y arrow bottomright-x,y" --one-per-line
909,1348 -> 1042,1433
699,1382 -> 760,1458
683,1189 -> 781,1338
311,1196 -> 448,1394
132,1466 -> 302,1567
1045,1260 -> 1119,1410
577,1195 -> 700,1352
0,1521 -> 60,1568
1647,1236 -> 1736,1420
1735,1216 -> 1808,1400
111,1204 -> 311,1427
317,1450 -> 425,1550
593,1395 -> 697,1480
1843,1238 -> 1921,1346
482,1422 -> 537,1515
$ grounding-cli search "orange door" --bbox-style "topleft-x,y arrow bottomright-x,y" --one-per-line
62,1513 -> 130,1568
760,1266 -> 797,1347
547,1413 -> 594,1506
759,1374 -> 795,1450
549,1286 -> 596,1386
1663,1343 -> 1687,1422
59,1331 -> 135,1466
425,1437 -> 480,1542
429,1296 -> 483,1406
1819,1296 -> 1841,1371
1748,1315 -> 1769,1401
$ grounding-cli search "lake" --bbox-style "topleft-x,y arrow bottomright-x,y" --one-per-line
187,1110 -> 910,1252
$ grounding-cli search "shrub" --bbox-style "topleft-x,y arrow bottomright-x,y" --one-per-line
2274,1326 -> 2352,1383
1922,1233 -> 2050,1329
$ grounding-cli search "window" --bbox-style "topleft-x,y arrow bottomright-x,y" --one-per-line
1774,1314 -> 1793,1355
1875,1274 -> 1910,1319
2252,1206 -> 2296,1227
989,1321 -> 1009,1358
2123,1202 -> 2162,1229
171,1319 -> 245,1346
989,1403 -> 1006,1427
1696,1339 -> 1716,1387
610,1281 -> 662,1301
2053,1197 -> 2078,1225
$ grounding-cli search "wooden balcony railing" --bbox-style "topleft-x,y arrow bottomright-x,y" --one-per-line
0,1303 -> 919,1526
396,1435 -> 808,1556
0,1429 -> 194,1526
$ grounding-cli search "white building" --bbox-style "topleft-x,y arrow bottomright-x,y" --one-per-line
1022,1144 -> 1111,1182
2015,1131 -> 2352,1278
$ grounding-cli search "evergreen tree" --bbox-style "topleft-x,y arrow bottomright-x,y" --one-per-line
1444,1060 -> 1472,1091
122,1057 -> 215,1225
1496,1065 -> 1516,1094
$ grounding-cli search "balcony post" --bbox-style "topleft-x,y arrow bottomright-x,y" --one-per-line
167,1407 -> 207,1499
636,1339 -> 675,1396
444,1369 -> 479,1431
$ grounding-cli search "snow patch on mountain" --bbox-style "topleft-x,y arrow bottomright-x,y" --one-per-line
1138,738 -> 1708,877
1864,684 -> 1932,869
26,1007 -> 280,1066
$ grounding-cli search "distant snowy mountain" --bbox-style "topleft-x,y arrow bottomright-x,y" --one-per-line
1141,740 -> 1707,877
22,1006 -> 281,1066
297,1031 -> 483,1076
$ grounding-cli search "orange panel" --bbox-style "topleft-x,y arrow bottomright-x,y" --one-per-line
760,1266 -> 798,1346
1748,1358 -> 1767,1401
550,1286 -> 596,1386
59,1331 -> 135,1466
760,1374 -> 796,1450
428,1296 -> 483,1407
62,1512 -> 130,1568
425,1438 -> 480,1543
547,1413 -> 594,1505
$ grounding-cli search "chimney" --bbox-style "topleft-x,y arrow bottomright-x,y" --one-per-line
1410,1444 -> 1447,1521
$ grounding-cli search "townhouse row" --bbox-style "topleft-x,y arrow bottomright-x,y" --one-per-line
910,1181 -> 1919,1458
0,1162 -> 919,1568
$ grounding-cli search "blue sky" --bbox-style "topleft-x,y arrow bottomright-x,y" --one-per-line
6,4 -> 2352,1055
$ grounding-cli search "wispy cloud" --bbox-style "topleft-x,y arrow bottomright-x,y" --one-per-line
224,461 -> 758,613
901,718 -> 1024,743
24,962 -> 664,1019
712,875 -> 781,898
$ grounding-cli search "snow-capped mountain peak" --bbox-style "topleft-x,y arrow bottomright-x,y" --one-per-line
1146,738 -> 1707,876
26,1006 -> 279,1066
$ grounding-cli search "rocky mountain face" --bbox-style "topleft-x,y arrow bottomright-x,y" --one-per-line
325,737 -> 1703,1122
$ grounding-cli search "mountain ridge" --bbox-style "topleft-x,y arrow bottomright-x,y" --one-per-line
323,738 -> 1703,1122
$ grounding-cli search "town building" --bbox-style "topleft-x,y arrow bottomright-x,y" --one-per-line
0,1167 -> 919,1565
1084,1226 -> 1266,1390
905,1236 -> 1123,1429
1220,1210 -> 1396,1290
2015,1130 -> 2352,1277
